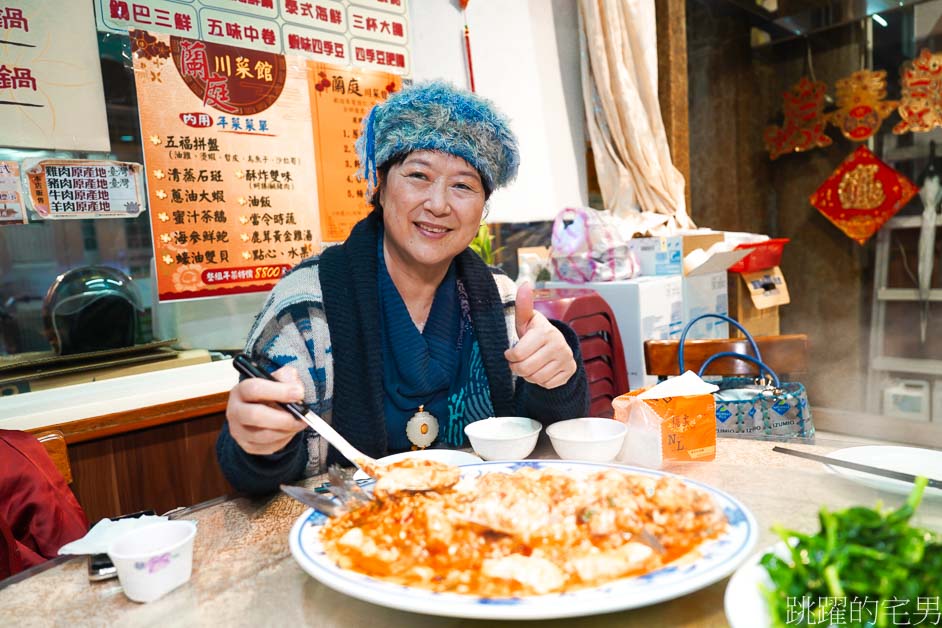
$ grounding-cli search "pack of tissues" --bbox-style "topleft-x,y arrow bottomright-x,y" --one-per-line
612,371 -> 719,468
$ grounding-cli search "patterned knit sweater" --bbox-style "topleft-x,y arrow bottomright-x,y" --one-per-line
216,212 -> 589,495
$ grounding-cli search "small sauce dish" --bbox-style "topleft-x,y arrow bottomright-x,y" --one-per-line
464,416 -> 542,460
546,417 -> 627,462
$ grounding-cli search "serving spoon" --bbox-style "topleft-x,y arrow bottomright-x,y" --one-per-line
232,354 -> 459,493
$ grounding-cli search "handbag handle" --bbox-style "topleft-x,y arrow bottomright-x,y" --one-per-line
678,313 -> 762,374
697,351 -> 781,388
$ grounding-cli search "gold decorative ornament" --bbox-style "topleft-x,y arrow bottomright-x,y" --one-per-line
829,70 -> 897,141
837,165 -> 885,209
894,48 -> 942,134
764,77 -> 832,160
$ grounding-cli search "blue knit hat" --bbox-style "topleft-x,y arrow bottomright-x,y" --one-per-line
356,81 -> 519,196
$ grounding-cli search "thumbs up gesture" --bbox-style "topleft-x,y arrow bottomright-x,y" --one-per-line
504,282 -> 577,389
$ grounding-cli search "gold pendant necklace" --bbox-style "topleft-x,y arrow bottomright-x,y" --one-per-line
406,405 -> 439,450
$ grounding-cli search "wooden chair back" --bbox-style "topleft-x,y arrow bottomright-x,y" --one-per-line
644,334 -> 809,380
34,430 -> 72,484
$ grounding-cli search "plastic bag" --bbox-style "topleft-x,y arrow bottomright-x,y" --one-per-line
550,207 -> 638,283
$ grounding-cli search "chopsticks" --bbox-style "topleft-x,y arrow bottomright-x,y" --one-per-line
772,446 -> 942,490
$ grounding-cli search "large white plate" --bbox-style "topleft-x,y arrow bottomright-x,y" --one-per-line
351,449 -> 482,481
824,446 -> 942,499
289,460 -> 758,620
723,542 -> 783,628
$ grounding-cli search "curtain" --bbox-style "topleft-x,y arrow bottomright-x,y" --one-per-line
579,0 -> 693,228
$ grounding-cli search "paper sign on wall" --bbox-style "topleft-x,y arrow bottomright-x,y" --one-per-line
308,65 -> 401,242
133,30 -> 322,302
94,0 -> 410,73
0,161 -> 26,226
0,1 -> 110,151
23,160 -> 145,219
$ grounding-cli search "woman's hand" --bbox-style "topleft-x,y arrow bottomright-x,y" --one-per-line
226,364 -> 308,455
504,282 -> 577,389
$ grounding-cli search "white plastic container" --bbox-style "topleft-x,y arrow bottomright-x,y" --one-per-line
108,520 -> 197,603
882,379 -> 931,422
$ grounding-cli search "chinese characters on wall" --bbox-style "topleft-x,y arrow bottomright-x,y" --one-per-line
24,161 -> 144,219
96,0 -> 410,73
134,31 -> 325,301
0,1 -> 110,151
309,66 -> 400,241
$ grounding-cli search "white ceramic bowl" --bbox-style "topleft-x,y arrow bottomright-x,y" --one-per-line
463,416 -> 542,461
545,417 -> 627,462
108,520 -> 197,603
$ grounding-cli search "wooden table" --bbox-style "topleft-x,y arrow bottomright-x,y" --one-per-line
3,435 -> 940,627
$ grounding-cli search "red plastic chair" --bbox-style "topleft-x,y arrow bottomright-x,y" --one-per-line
533,288 -> 630,418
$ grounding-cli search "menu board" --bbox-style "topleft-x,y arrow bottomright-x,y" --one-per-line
133,30 -> 320,301
309,65 -> 400,242
0,161 -> 26,226
23,160 -> 145,219
95,0 -> 410,73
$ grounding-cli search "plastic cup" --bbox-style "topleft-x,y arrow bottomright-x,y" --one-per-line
107,520 -> 197,603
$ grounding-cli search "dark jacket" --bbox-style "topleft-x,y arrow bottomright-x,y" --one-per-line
217,212 -> 589,494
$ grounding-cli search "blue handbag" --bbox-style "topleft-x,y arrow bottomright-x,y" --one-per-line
679,314 -> 814,440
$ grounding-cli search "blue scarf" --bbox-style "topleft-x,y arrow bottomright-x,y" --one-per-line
377,235 -> 493,450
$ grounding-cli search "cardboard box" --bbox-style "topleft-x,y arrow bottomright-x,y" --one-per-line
628,232 -> 726,276
681,247 -> 752,340
543,277 -> 683,390
728,266 -> 790,338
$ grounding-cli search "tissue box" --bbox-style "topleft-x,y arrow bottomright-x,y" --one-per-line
612,390 -> 716,468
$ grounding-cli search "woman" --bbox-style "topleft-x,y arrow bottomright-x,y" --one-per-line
217,82 -> 589,494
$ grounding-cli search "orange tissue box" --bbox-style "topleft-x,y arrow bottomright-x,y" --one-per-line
613,387 -> 716,468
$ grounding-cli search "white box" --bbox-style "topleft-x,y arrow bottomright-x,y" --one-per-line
682,272 -> 731,339
628,232 -> 725,276
543,277 -> 683,390
681,247 -> 751,340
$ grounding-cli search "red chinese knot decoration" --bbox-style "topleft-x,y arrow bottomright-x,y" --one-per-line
764,77 -> 832,160
894,49 -> 942,134
809,146 -> 917,245
830,70 -> 897,141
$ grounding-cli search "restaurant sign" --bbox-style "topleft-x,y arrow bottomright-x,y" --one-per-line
95,0 -> 410,74
23,160 -> 145,220
133,30 -> 322,302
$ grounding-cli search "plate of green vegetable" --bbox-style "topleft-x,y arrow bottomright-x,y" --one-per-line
724,477 -> 941,628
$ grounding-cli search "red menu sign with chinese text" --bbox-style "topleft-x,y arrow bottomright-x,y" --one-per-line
309,65 -> 401,242
133,30 -> 321,301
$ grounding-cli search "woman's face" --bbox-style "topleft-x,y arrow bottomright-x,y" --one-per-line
379,150 -> 486,277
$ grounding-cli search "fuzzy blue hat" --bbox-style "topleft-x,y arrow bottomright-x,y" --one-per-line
356,81 -> 519,196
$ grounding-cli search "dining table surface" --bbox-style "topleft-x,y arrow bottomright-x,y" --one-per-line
2,431 -> 940,627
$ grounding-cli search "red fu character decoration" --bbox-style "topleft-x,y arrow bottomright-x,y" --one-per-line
809,146 -> 918,245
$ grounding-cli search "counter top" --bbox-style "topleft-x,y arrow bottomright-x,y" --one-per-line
0,359 -> 238,433
3,435 -> 940,627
